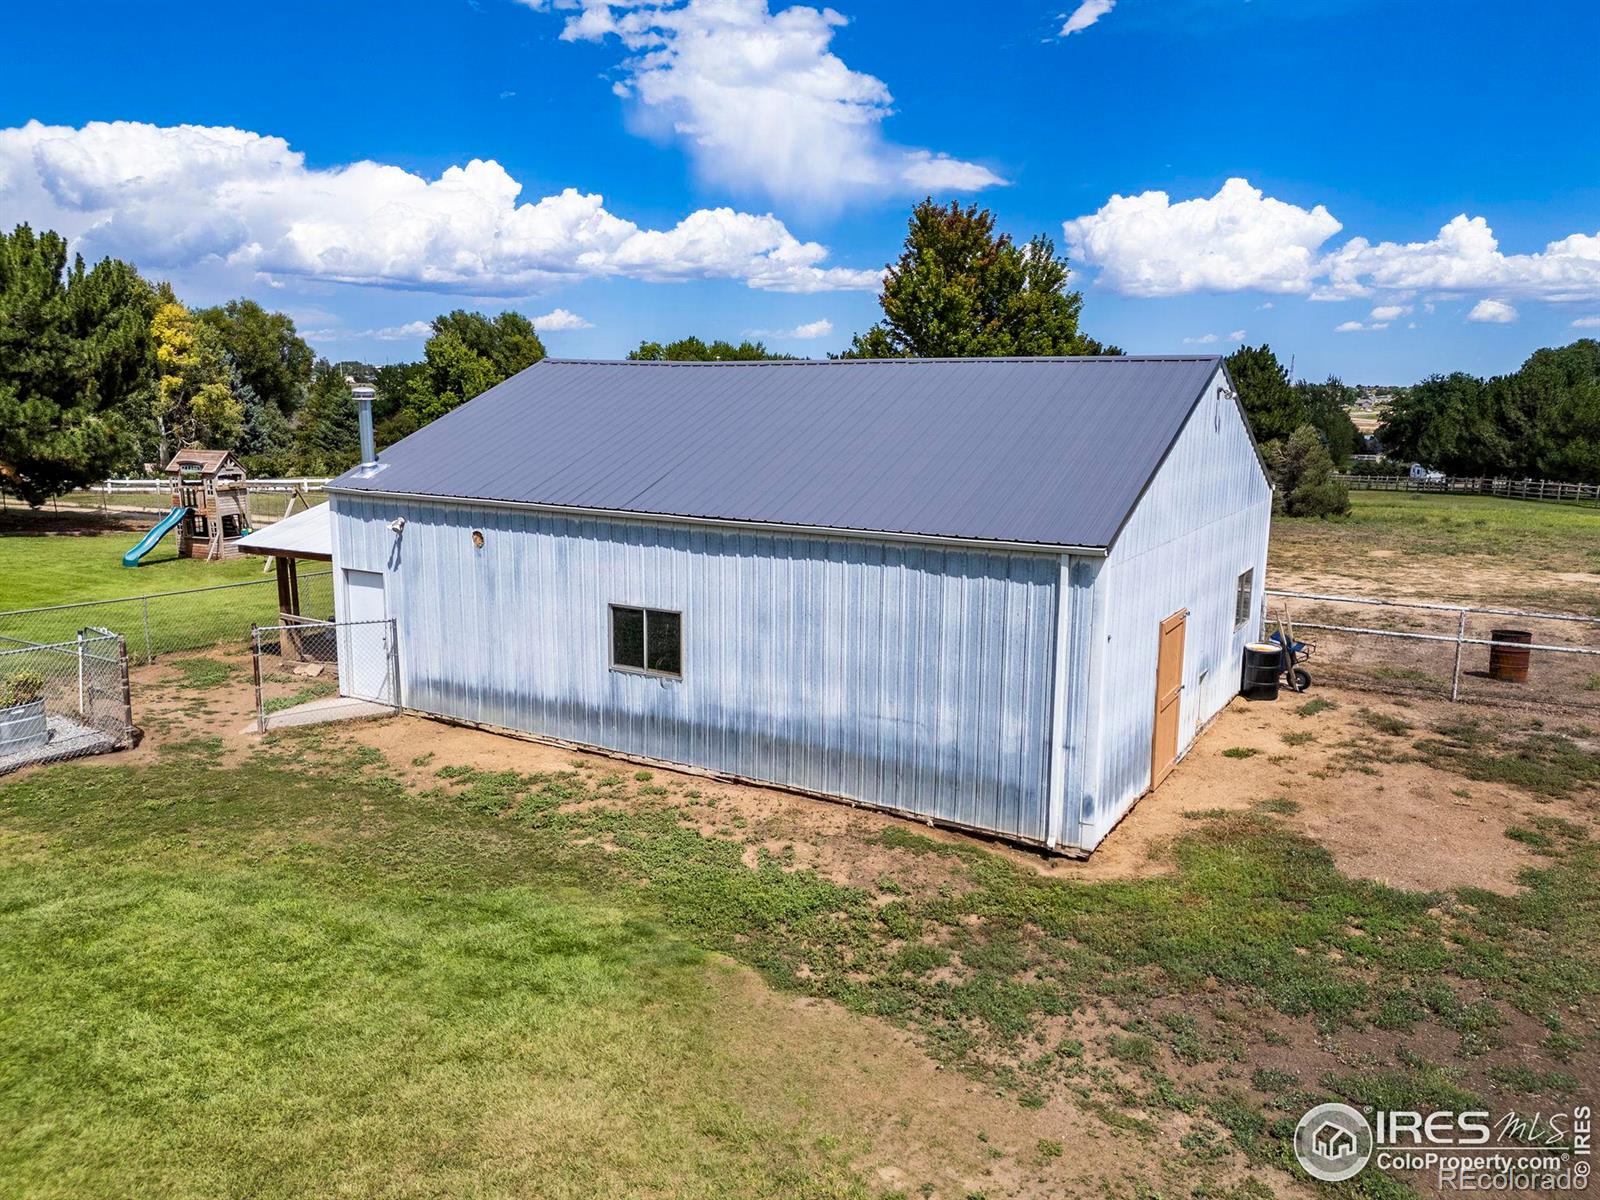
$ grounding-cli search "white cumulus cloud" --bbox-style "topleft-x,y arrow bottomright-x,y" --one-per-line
750,317 -> 834,339
1573,315 -> 1600,328
1467,298 -> 1518,324
1334,321 -> 1366,333
1063,178 -> 1343,298
313,320 -> 435,342
532,307 -> 595,330
1369,304 -> 1411,321
1181,333 -> 1219,344
1227,329 -> 1246,341
0,120 -> 880,296
1320,217 -> 1600,303
1060,0 -> 1115,36
518,0 -> 1005,206
1063,178 -> 1600,309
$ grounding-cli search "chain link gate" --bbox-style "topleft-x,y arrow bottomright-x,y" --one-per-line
0,629 -> 135,774
250,617 -> 400,732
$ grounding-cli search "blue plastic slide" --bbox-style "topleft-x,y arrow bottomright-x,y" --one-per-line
122,506 -> 190,567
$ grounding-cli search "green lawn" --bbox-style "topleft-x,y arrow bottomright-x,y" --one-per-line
1,702 -> 1596,1197
1272,491 -> 1600,608
0,534 -> 332,655
0,744 -> 870,1200
0,532 -> 263,609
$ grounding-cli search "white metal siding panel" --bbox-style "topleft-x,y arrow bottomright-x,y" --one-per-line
330,495 -> 1060,840
1073,369 -> 1272,850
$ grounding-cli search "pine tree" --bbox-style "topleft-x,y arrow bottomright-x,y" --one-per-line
295,365 -> 360,474
1264,424 -> 1350,517
0,224 -> 158,505
844,200 -> 1119,359
1224,344 -> 1305,444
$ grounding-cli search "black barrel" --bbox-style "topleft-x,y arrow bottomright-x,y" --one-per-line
1241,642 -> 1282,700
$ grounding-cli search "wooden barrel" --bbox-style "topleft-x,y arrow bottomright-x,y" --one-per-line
1488,629 -> 1532,683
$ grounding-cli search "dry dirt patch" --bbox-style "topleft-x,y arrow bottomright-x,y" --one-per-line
1087,691 -> 1594,895
343,688 -> 1590,898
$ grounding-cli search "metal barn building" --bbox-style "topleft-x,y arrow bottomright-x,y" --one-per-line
324,356 -> 1271,855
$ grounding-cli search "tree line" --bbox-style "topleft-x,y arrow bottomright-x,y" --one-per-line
4,201 -> 1598,512
1376,340 -> 1600,483
0,223 -> 558,505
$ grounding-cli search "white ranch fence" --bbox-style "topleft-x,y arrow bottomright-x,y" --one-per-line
93,477 -> 332,494
1336,474 -> 1600,506
1264,589 -> 1600,708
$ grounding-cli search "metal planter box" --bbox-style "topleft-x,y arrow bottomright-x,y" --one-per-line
0,699 -> 47,753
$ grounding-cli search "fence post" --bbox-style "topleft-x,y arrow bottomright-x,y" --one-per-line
1450,610 -> 1467,702
76,629 -> 86,716
116,635 -> 134,744
251,624 -> 266,734
141,596 -> 154,664
387,617 -> 402,715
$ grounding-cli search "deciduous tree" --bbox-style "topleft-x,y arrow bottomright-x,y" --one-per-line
628,336 -> 790,361
1292,375 -> 1361,466
197,299 -> 314,418
151,299 -> 243,462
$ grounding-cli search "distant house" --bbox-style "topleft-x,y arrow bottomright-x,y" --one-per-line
323,356 -> 1272,855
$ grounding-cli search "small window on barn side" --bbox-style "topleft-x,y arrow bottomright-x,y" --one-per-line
610,605 -> 682,677
1234,569 -> 1253,628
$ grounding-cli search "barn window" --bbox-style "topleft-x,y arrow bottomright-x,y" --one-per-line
1234,569 -> 1254,628
610,605 -> 682,677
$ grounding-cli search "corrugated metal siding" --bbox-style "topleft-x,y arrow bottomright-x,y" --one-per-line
329,356 -> 1222,548
1074,368 -> 1273,849
332,495 -> 1060,840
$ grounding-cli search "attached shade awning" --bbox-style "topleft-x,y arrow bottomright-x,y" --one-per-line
237,504 -> 332,561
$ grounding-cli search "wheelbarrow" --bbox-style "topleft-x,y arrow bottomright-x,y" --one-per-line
1268,629 -> 1314,692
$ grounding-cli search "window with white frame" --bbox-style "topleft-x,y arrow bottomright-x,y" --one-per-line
1234,569 -> 1253,628
610,605 -> 682,677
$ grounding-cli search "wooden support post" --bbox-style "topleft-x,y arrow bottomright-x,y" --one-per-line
116,635 -> 134,743
251,624 -> 265,734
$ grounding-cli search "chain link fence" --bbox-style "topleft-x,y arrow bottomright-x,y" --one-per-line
0,570 -> 334,668
250,618 -> 399,733
0,630 -> 135,775
1265,589 -> 1600,711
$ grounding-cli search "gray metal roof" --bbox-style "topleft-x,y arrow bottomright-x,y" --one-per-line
329,356 -> 1225,549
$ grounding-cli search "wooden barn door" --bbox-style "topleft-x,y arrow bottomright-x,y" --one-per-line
1150,609 -> 1187,788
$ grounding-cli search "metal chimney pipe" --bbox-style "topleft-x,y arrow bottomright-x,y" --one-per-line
351,384 -> 378,466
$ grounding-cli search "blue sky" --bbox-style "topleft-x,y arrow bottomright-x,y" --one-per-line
3,0 -> 1596,382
